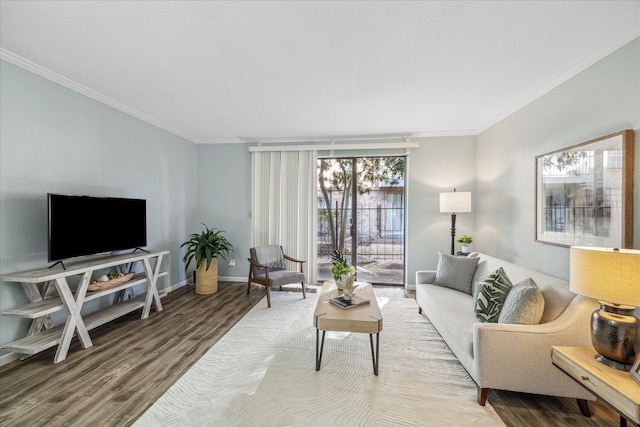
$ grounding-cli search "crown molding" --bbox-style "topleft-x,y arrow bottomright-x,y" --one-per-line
0,48 -> 197,143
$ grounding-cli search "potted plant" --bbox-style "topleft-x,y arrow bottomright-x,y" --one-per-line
181,224 -> 234,295
331,250 -> 356,299
457,235 -> 473,254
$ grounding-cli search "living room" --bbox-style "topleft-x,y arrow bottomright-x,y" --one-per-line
1,1 -> 639,426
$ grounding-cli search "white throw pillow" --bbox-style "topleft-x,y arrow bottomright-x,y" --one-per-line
498,278 -> 545,325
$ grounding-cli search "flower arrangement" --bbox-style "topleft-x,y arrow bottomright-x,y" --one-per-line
331,250 -> 355,281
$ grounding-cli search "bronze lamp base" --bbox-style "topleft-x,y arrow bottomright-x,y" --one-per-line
591,301 -> 638,371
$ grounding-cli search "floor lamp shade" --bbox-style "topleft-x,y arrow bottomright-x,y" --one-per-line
569,246 -> 640,369
439,191 -> 472,214
439,190 -> 471,255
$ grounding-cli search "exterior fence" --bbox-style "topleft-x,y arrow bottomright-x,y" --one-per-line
317,192 -> 404,285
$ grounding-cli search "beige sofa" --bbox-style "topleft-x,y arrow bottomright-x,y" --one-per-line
415,252 -> 598,411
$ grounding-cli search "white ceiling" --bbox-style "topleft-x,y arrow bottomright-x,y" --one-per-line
1,1 -> 638,144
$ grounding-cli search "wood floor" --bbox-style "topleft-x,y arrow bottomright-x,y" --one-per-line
0,282 -> 620,426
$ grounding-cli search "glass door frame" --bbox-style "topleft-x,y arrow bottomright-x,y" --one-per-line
317,155 -> 407,286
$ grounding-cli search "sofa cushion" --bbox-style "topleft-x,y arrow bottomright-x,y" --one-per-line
415,283 -> 476,366
434,252 -> 480,295
473,267 -> 513,323
499,278 -> 545,325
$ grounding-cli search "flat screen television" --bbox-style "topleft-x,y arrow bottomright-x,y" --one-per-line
48,193 -> 147,262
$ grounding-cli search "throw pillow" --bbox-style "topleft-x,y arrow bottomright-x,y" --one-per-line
473,267 -> 513,323
433,252 -> 480,295
498,278 -> 545,325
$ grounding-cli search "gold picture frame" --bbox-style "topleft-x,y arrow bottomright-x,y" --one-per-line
535,130 -> 634,248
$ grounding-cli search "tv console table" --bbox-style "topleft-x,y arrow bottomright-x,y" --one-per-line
0,250 -> 169,363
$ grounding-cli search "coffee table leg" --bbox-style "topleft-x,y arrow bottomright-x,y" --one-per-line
316,329 -> 326,371
369,333 -> 379,376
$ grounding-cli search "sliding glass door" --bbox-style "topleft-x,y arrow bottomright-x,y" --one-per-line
317,156 -> 406,285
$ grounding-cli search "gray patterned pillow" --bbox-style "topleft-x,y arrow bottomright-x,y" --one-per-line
433,252 -> 480,295
473,267 -> 513,323
498,278 -> 545,325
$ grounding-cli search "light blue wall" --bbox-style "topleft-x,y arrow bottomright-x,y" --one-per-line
195,143 -> 252,278
406,136 -> 476,277
476,37 -> 640,279
0,60 -> 198,353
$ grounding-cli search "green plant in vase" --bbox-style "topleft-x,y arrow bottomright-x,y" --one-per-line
181,223 -> 234,295
331,250 -> 356,298
457,235 -> 473,253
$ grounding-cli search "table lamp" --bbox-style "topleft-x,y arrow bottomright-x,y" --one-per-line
440,189 -> 471,255
569,246 -> 640,371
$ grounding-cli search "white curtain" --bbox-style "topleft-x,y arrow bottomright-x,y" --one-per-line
251,150 -> 318,284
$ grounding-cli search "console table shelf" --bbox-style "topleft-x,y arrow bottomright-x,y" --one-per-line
2,297 -> 148,355
2,271 -> 167,319
0,250 -> 169,363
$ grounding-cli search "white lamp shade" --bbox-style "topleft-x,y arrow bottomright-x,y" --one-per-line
439,191 -> 471,213
569,246 -> 640,306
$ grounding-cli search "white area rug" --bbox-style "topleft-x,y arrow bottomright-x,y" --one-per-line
134,292 -> 505,426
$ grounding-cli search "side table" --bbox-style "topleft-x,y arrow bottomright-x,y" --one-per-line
552,346 -> 640,427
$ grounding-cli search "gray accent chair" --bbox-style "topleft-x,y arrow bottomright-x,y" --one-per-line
247,245 -> 306,307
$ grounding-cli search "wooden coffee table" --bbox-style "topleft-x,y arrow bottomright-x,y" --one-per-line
313,281 -> 383,375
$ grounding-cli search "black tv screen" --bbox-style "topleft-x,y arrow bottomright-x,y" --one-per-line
48,193 -> 147,262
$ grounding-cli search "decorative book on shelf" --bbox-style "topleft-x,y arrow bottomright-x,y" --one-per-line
330,295 -> 370,310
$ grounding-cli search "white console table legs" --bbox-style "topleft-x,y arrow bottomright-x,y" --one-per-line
54,274 -> 93,363
142,255 -> 164,319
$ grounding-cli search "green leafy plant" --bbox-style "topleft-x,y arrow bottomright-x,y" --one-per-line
331,250 -> 355,280
181,224 -> 234,272
457,235 -> 473,245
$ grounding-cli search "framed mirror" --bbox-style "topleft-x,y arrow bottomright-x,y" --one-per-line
535,130 -> 634,248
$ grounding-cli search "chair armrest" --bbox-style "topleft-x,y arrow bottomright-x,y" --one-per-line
283,254 -> 305,273
416,270 -> 436,284
283,254 -> 306,264
247,258 -> 270,271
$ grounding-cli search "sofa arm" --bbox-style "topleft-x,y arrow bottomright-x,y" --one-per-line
472,295 -> 598,399
416,270 -> 436,284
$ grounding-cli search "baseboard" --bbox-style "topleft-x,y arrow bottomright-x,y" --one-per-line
162,279 -> 189,294
0,352 -> 21,367
219,276 -> 247,282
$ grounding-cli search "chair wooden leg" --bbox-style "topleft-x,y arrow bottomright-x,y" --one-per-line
477,387 -> 488,406
302,281 -> 306,299
266,285 -> 272,308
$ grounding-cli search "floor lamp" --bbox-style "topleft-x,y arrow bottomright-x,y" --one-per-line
440,189 -> 472,255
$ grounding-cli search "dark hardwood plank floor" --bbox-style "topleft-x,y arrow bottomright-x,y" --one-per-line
0,282 -> 620,426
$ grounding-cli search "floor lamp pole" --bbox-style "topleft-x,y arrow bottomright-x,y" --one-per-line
450,212 -> 457,255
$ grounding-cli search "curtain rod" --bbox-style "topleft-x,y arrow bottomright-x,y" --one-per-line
248,141 -> 419,152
